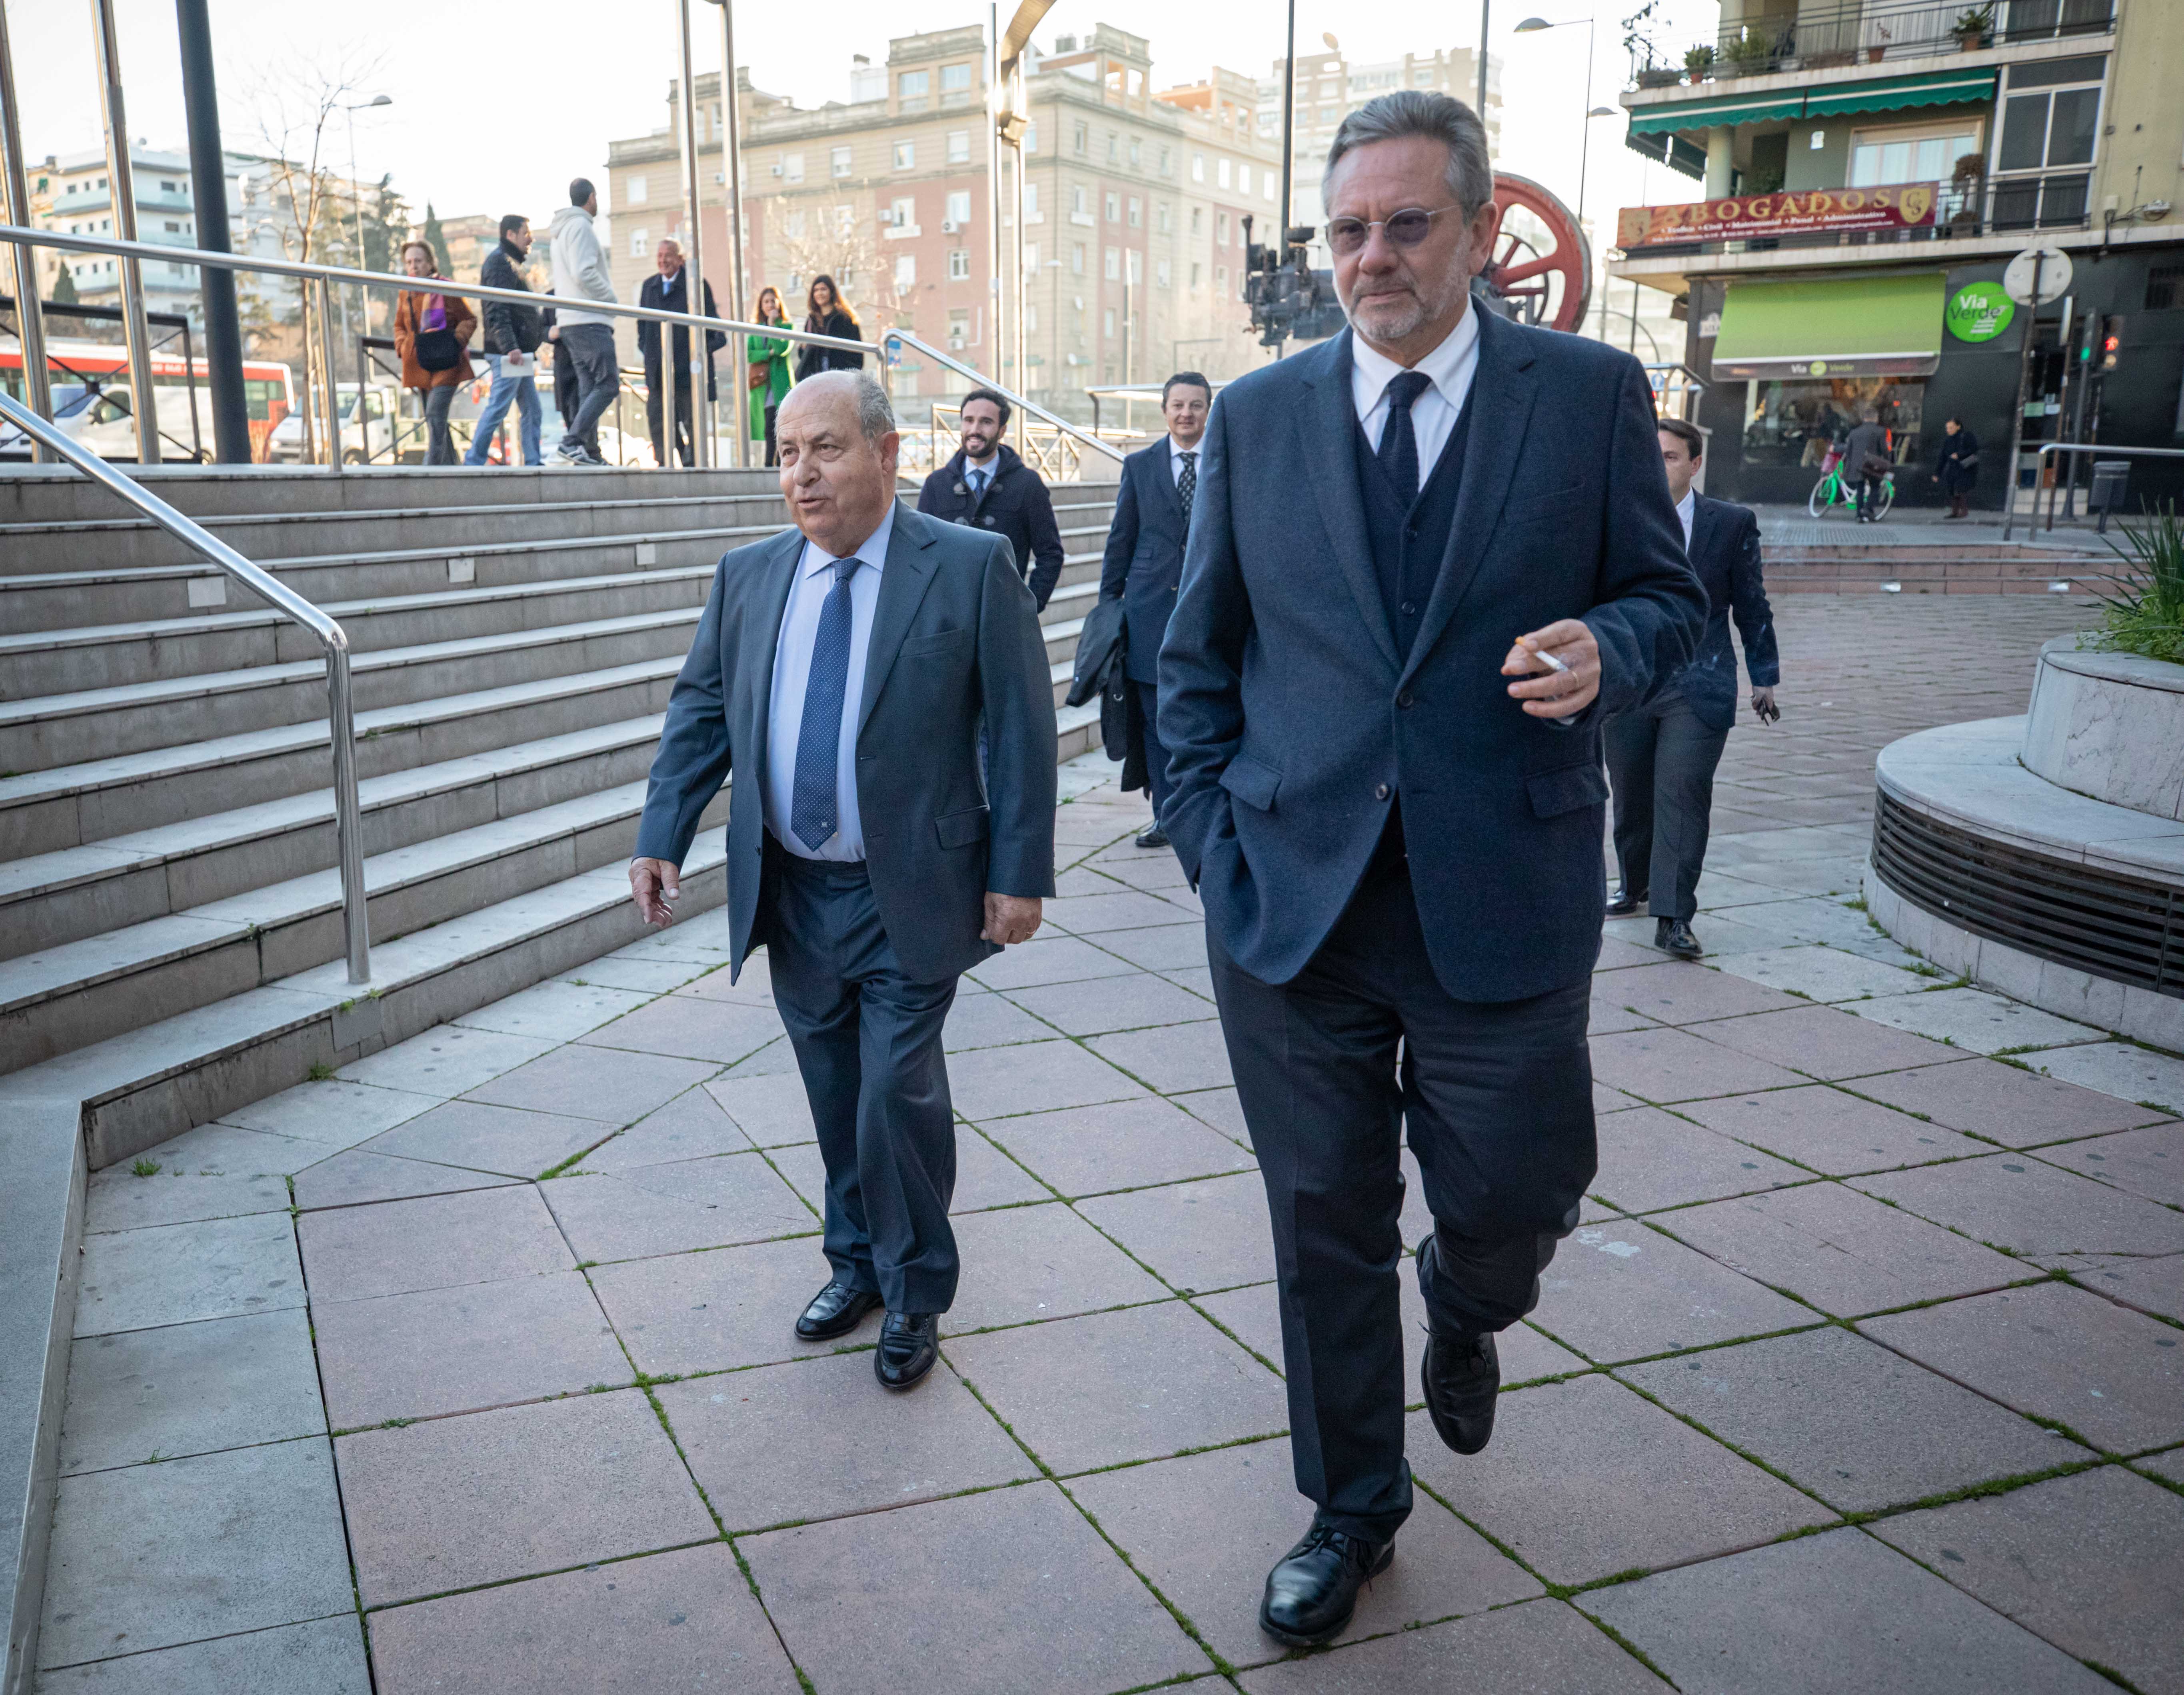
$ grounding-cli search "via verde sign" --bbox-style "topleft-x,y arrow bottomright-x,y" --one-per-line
1946,281 -> 2015,343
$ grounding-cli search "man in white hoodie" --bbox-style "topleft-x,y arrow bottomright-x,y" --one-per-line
547,178 -> 620,467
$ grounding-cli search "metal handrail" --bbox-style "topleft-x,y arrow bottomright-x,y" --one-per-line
0,388 -> 371,984
881,327 -> 1126,467
2007,442 -> 2184,540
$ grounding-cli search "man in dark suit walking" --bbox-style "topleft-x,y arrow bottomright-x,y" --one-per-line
916,388 -> 1067,610
630,371 -> 1057,1391
1099,370 -> 1211,850
1159,92 -> 1706,1645
1605,418 -> 1779,958
636,238 -> 727,468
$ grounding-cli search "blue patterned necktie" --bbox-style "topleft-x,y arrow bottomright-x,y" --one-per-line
1377,370 -> 1433,507
789,553 -> 862,851
1178,450 -> 1197,526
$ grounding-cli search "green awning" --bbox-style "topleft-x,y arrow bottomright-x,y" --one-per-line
1712,272 -> 1946,380
1628,68 -> 1996,136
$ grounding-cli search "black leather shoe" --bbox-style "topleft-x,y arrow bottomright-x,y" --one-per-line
1606,883 -> 1645,917
1135,828 -> 1169,850
1657,917 -> 1704,959
1422,1323 -> 1501,1455
874,1311 -> 939,1390
1259,1522 -> 1394,1646
795,1280 -> 882,1341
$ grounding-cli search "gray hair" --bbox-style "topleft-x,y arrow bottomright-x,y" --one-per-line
1323,91 -> 1493,218
786,369 -> 897,442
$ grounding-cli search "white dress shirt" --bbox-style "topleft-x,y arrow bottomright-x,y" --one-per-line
763,502 -> 896,861
1167,433 -> 1201,485
1350,298 -> 1482,482
1675,487 -> 1696,552
963,450 -> 999,496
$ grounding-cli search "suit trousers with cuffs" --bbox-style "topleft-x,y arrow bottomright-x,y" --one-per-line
1605,689 -> 1731,922
762,842 -> 962,1315
1206,836 -> 1594,1546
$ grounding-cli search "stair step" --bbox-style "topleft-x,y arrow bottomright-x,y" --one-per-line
0,776 -> 721,1075
0,658 -> 683,858
0,716 -> 668,958
0,608 -> 703,772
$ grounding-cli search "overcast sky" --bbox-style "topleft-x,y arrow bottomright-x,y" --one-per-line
16,0 -> 1721,250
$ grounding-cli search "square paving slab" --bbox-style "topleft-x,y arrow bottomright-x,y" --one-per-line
1656,1181 -> 2031,1317
976,1094 -> 1254,1195
1005,970 -> 1216,1037
2034,1120 -> 2184,1207
942,989 -> 1056,1051
1678,1084 -> 1987,1175
659,1352 -> 1037,1531
1408,1375 -> 1832,1588
452,977 -> 654,1043
335,1027 -> 557,1099
1587,1025 -> 1808,1103
335,1389 -> 714,1607
1870,1465 -> 2184,1695
85,1159 -> 289,1234
38,1437 -> 353,1670
945,1200 -> 1171,1331
742,1481 -> 1207,1695
75,1211 -> 305,1337
1853,1057 -> 2167,1146
542,1154 -> 814,1263
1620,1326 -> 2063,1513
1852,1153 -> 2184,1259
1529,1217 -> 1819,1363
947,1300 -> 1287,1473
1589,1105 -> 1810,1212
965,933 -> 1144,990
2070,1251 -> 2184,1323
1708,945 -> 1933,1004
357,1097 -> 610,1178
313,1268 -> 629,1429
1071,1437 -> 1540,1669
1583,1525 -> 2114,1695
1237,1597 -> 1671,1693
1687,1003 -> 1960,1080
1074,1170 -> 1275,1293
128,1119 -> 323,1179
568,1084 -> 752,1170
1861,1281 -> 2184,1455
1091,922 -> 1211,971
702,1068 -> 816,1144
1086,1017 -> 1235,1094
2030,1042 -> 2184,1117
298,1183 -> 573,1304
587,1233 -> 846,1378
366,1543 -> 798,1695
1596,963 -> 1808,1025
465,1043 -> 721,1123
945,1037 -> 1149,1120
218,1077 -> 441,1148
59,1307 -> 324,1476
290,1148 -> 516,1211
37,1615 -> 370,1695
1849,987 -> 2106,1056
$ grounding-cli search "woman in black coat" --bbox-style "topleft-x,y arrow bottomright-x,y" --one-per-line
793,274 -> 864,381
1932,417 -> 1979,518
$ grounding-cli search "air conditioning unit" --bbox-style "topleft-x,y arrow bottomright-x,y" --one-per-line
940,219 -> 959,234
877,209 -> 893,225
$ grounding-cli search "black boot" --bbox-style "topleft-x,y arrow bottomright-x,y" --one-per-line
1259,1522 -> 1394,1646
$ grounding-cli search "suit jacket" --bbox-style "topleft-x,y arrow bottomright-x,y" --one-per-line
1158,312 -> 1707,1003
1099,438 -> 1193,684
636,270 -> 728,394
634,502 -> 1058,984
1666,493 -> 1778,733
916,444 -> 1066,610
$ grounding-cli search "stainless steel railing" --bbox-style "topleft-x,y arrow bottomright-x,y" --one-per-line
0,388 -> 372,984
880,327 -> 1127,470
2008,441 -> 2184,540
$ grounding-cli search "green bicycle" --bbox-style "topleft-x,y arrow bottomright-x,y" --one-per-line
1808,445 -> 1895,520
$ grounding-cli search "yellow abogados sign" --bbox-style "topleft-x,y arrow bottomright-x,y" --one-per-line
1618,184 -> 1938,249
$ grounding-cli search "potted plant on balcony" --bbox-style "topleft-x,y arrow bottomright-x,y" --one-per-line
1637,61 -> 1682,88
1954,4 -> 1996,49
1721,30 -> 1775,75
1682,42 -> 1715,82
1948,154 -> 1985,232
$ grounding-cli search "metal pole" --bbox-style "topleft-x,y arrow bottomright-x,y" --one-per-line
314,276 -> 343,472
1577,13 -> 1601,339
988,1 -> 1004,387
0,0 -> 54,459
1279,0 -> 1298,250
1012,101 -> 1027,454
674,0 -> 711,470
1479,0 -> 1491,120
2001,250 -> 2043,542
326,646 -> 371,983
90,0 -> 160,464
710,0 -> 749,469
175,0 -> 250,463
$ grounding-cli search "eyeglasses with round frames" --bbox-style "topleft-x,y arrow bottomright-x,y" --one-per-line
1324,205 -> 1461,257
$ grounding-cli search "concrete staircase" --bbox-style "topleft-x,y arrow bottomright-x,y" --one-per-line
0,466 -> 1118,1166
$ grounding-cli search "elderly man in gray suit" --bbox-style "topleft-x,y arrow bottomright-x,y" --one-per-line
629,370 -> 1057,1392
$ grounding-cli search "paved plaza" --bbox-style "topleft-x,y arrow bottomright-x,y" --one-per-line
36,595 -> 2184,1694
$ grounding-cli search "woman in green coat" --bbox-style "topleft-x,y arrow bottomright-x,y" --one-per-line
746,285 -> 793,466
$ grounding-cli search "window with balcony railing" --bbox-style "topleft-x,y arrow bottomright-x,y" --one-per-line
1692,0 -> 2112,76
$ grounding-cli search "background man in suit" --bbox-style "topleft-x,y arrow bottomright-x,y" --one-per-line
1159,92 -> 1706,1646
629,371 -> 1057,1392
637,238 -> 727,470
1099,371 -> 1212,850
1606,419 -> 1779,959
917,389 -> 1067,610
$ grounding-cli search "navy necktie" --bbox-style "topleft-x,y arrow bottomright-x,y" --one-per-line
1377,370 -> 1433,507
967,466 -> 987,499
1178,450 -> 1197,526
789,554 -> 862,851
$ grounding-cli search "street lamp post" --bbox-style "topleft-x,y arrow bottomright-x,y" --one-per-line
704,0 -> 748,468
1515,14 -> 1619,339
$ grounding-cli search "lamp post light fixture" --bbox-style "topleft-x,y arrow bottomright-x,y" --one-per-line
1515,13 -> 1619,340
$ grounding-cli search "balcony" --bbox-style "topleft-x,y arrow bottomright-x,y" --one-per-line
1643,0 -> 2114,84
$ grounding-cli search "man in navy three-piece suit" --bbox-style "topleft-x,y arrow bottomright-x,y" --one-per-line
1159,91 -> 1707,1643
1098,370 -> 1213,848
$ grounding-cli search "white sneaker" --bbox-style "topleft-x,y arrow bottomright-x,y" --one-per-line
546,443 -> 582,467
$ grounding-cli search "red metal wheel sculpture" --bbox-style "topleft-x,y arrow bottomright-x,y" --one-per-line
1484,173 -> 1593,334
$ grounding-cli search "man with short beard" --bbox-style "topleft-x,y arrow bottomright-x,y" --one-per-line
1158,92 -> 1706,1645
916,387 -> 1066,610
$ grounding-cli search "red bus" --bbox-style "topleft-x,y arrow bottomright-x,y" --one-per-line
0,339 -> 296,462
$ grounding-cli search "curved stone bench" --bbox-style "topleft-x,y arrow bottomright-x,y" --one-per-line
2024,636 -> 2184,822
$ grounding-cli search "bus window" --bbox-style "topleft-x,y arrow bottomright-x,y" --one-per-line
244,379 -> 275,421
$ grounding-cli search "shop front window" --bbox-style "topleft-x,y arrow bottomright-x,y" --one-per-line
1742,379 -> 1925,469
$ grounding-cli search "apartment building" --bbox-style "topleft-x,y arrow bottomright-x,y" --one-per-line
33,148 -> 203,325
603,22 -> 1282,419
1613,0 -> 2184,510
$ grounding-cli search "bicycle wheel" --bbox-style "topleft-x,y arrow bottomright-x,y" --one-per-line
1808,473 -> 1837,518
1875,476 -> 1896,520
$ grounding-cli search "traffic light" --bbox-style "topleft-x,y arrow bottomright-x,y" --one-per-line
2100,314 -> 2124,371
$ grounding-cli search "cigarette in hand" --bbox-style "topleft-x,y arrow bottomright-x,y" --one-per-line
1518,635 -> 1571,675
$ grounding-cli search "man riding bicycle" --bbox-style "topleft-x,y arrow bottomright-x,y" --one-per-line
1843,407 -> 1892,525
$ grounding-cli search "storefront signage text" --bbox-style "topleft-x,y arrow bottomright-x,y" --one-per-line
1617,184 -> 1938,249
1944,281 -> 2016,343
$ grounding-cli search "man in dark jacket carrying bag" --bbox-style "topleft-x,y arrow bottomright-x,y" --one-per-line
917,389 -> 1066,611
465,215 -> 545,466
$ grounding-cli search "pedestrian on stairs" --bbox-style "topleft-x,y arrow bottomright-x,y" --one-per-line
464,214 -> 545,467
914,388 -> 1065,610
546,178 -> 621,468
1096,370 -> 1211,848
392,240 -> 475,466
1932,417 -> 1979,518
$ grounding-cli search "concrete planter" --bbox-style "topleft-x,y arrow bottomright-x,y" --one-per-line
2023,635 -> 2184,822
